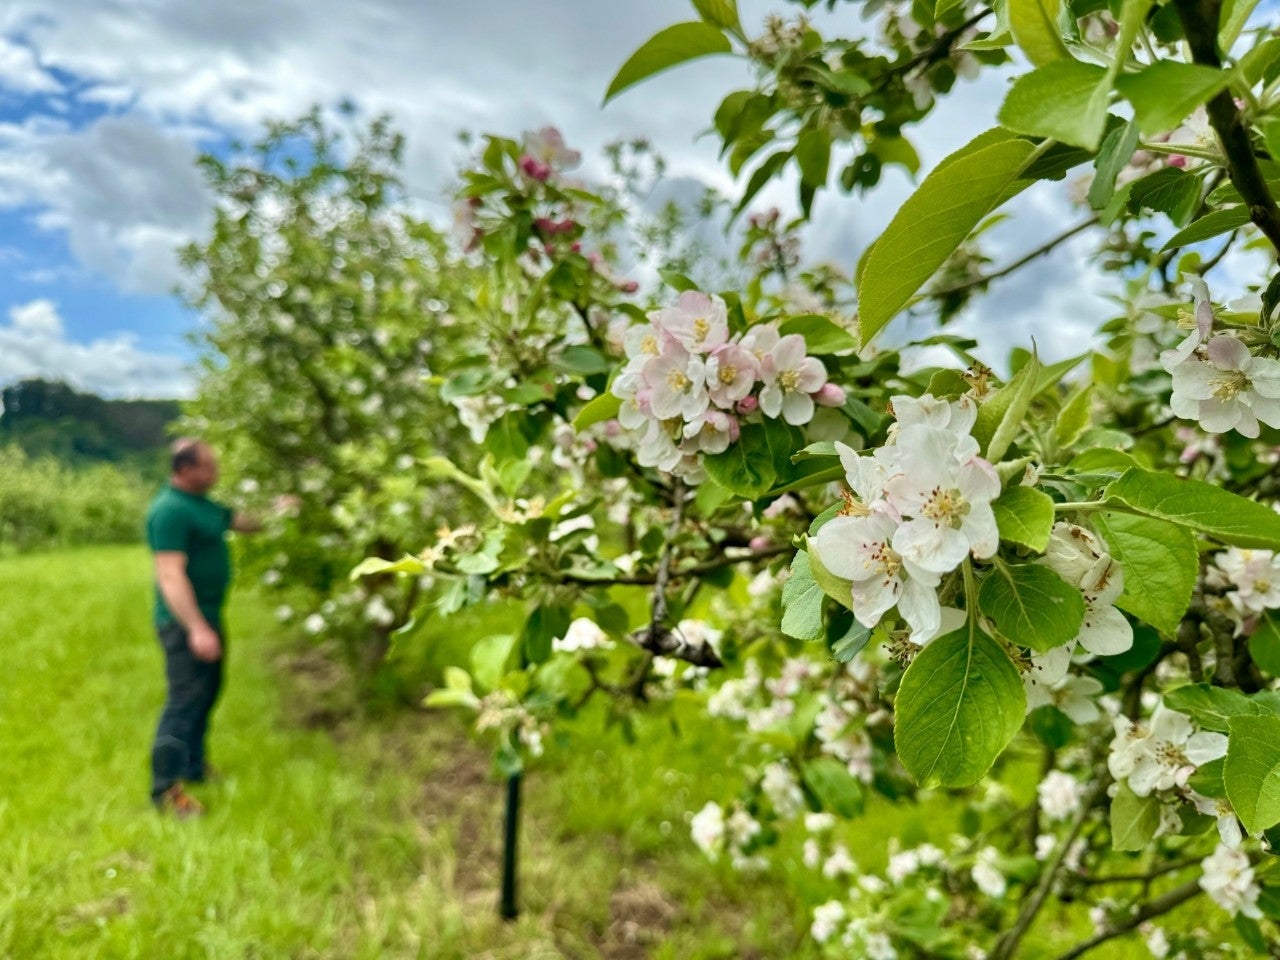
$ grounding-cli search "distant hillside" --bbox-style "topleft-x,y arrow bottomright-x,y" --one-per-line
0,378 -> 180,477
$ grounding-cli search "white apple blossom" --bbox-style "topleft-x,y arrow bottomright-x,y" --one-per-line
1169,334 -> 1280,438
761,761 -> 805,818
885,426 -> 1000,573
972,846 -> 1007,897
1213,547 -> 1280,614
1108,704 -> 1228,796
553,617 -> 613,653
1039,523 -> 1133,657
1199,843 -> 1262,918
645,343 -> 709,421
1025,673 -> 1104,724
811,900 -> 846,944
805,812 -> 836,833
659,291 -> 730,354
1140,923 -> 1171,959
1034,834 -> 1056,861
303,613 -> 326,635
1038,770 -> 1087,822
1188,791 -> 1244,848
690,802 -> 725,858
823,844 -> 856,878
705,342 -> 759,408
758,333 -> 828,424
811,512 -> 943,642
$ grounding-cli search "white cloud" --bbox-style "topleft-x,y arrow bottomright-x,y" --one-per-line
0,36 -> 59,95
0,299 -> 192,397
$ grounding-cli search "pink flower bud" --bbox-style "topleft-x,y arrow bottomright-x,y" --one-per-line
813,383 -> 846,407
519,154 -> 552,182
1168,154 -> 1187,168
736,396 -> 759,415
570,241 -> 582,253
748,536 -> 770,551
618,280 -> 639,294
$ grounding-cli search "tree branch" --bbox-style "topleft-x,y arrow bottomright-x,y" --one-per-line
1175,0 -> 1280,257
551,543 -> 792,587
928,217 -> 1099,300
1052,879 -> 1204,960
990,777 -> 1105,960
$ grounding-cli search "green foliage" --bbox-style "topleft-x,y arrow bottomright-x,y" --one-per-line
991,486 -> 1055,552
1093,513 -> 1197,636
604,22 -> 732,104
894,624 -> 1026,788
1106,469 -> 1280,550
979,562 -> 1085,652
0,446 -> 148,552
1226,715 -> 1280,836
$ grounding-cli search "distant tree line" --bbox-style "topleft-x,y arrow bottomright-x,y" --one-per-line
0,378 -> 178,476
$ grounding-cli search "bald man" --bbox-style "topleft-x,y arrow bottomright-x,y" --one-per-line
145,439 -> 262,816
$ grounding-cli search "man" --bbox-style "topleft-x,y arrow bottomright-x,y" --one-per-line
146,438 -> 264,816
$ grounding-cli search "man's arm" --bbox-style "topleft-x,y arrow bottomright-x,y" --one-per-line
230,496 -> 299,534
154,551 -> 222,662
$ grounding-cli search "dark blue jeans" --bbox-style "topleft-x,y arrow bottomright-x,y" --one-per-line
150,621 -> 223,802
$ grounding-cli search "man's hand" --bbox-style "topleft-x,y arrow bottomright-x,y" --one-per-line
188,623 -> 223,662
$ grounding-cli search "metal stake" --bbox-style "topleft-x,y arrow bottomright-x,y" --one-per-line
499,771 -> 522,920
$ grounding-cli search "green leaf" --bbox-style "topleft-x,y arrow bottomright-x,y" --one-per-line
703,422 -> 775,498
795,127 -> 832,188
691,0 -> 740,30
1219,0 -> 1259,50
1250,610 -> 1280,676
858,134 -> 1036,344
1225,715 -> 1280,836
894,625 -> 1026,788
1105,468 -> 1280,550
992,486 -> 1055,552
573,392 -> 622,430
974,350 -> 1040,461
1093,513 -> 1197,635
553,345 -> 611,375
998,60 -> 1110,150
979,563 -> 1085,652
1088,120 -> 1141,210
806,534 -> 854,609
521,604 -> 571,665
1189,757 -> 1227,798
1160,205 -> 1251,251
782,551 -> 826,641
470,633 -> 519,693
830,614 -> 873,662
802,757 -> 864,818
1054,383 -> 1093,448
1111,782 -> 1164,851
734,149 -> 792,218
350,554 -> 427,580
604,22 -> 732,104
1128,167 -> 1202,227
1009,0 -> 1070,66
1117,61 -> 1231,136
778,314 -> 859,354
1164,683 -> 1268,733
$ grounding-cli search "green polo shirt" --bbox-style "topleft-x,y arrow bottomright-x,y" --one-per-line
146,485 -> 233,628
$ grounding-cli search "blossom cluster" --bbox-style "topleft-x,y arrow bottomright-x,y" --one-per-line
810,394 -> 999,644
1161,279 -> 1280,438
1210,546 -> 1280,620
610,291 -> 844,479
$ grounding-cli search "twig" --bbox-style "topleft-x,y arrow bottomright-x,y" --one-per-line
928,217 -> 1099,300
552,543 -> 792,586
990,777 -> 1105,960
1077,857 -> 1200,885
1052,879 -> 1203,960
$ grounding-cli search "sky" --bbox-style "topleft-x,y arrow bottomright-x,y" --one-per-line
0,1 -> 1261,398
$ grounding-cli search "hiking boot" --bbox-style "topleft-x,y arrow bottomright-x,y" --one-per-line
156,783 -> 204,818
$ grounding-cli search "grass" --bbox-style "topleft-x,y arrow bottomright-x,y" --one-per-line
0,545 -> 1164,959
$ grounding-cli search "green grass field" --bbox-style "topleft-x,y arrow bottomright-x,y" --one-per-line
0,546 -> 1155,959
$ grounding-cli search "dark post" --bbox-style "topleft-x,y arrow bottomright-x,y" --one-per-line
499,771 -> 522,920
